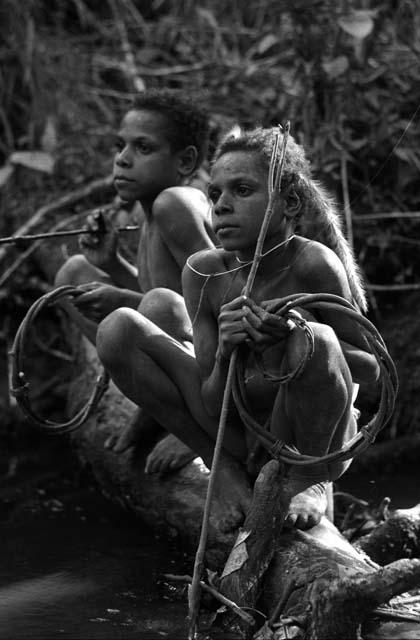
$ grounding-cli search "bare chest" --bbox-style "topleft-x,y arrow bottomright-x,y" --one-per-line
137,221 -> 181,294
211,265 -> 304,313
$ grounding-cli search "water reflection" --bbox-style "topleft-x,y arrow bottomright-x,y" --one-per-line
0,482 -> 192,639
1,456 -> 418,639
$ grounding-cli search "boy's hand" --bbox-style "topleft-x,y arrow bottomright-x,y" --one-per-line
248,304 -> 295,350
79,209 -> 119,271
217,296 -> 290,358
217,296 -> 256,359
72,282 -> 125,322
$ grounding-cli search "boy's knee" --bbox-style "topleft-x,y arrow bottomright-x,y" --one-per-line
312,322 -> 340,352
140,287 -> 182,314
286,322 -> 349,392
139,288 -> 190,339
286,321 -> 336,370
55,254 -> 93,287
97,308 -> 139,369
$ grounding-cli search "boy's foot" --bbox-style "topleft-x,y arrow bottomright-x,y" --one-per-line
284,481 -> 328,530
105,409 -> 163,452
145,433 -> 197,474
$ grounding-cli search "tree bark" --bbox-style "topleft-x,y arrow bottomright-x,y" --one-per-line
356,504 -> 420,565
62,337 -> 420,639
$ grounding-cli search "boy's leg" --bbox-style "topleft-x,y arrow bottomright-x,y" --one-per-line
270,322 -> 356,529
104,288 -> 194,455
55,254 -> 112,344
96,306 -> 252,517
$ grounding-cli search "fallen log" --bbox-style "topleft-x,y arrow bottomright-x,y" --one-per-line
356,504 -> 420,565
57,337 -> 420,639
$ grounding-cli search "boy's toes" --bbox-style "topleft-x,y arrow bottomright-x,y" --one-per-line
284,482 -> 327,530
284,509 -> 321,530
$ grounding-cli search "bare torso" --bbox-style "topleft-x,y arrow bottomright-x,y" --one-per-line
137,187 -> 215,295
189,235 -> 354,418
137,220 -> 182,293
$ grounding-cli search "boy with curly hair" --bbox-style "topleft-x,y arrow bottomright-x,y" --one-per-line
56,88 -> 216,455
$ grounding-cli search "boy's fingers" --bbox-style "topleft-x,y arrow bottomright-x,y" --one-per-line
242,317 -> 266,343
223,295 -> 253,311
284,512 -> 298,529
77,281 -> 103,291
242,305 -> 262,329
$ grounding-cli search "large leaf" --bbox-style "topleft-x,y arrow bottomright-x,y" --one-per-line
10,151 -> 55,174
258,34 -> 278,56
322,55 -> 349,79
0,164 -> 14,188
338,10 -> 375,39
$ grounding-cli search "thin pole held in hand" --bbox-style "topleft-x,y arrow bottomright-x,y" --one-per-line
0,225 -> 140,245
187,122 -> 290,640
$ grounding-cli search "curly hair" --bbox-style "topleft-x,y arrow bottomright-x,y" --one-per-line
213,127 -> 367,312
130,89 -> 210,169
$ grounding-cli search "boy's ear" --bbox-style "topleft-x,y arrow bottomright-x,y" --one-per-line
284,187 -> 301,221
177,145 -> 198,177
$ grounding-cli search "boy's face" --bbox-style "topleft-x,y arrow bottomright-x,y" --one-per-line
208,150 -> 286,254
113,109 -> 181,205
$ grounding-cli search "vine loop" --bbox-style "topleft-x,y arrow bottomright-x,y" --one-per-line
11,285 -> 109,434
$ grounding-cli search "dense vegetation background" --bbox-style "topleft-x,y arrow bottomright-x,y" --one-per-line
0,0 -> 419,457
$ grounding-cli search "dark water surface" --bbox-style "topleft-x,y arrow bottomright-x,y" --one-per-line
0,475 -> 198,640
0,446 -> 418,640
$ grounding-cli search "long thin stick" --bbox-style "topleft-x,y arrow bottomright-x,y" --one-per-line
164,574 -> 255,626
0,174 -> 114,264
353,211 -> 420,222
188,122 -> 290,640
0,225 -> 139,245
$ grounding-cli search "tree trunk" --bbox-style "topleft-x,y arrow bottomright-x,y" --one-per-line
61,337 -> 420,639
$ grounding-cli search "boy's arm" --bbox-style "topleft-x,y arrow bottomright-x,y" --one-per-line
153,187 -> 215,268
80,210 -> 142,292
304,247 -> 380,384
100,252 -> 141,291
261,244 -> 378,384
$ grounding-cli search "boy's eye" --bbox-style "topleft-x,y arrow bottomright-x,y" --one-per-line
208,189 -> 220,204
114,140 -> 124,152
135,141 -> 152,154
236,185 -> 252,196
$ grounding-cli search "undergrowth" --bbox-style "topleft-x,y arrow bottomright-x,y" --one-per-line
0,0 -> 419,437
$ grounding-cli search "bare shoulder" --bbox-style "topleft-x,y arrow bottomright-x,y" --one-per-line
293,235 -> 349,290
182,248 -> 227,314
184,247 -> 226,276
153,186 -> 211,217
294,235 -> 344,270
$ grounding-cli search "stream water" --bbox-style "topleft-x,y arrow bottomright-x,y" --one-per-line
0,444 -> 419,640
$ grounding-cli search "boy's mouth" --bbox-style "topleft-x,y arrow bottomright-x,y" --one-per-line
214,223 -> 238,234
114,175 -> 135,184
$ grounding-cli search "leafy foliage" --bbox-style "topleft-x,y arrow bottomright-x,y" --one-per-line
0,0 -> 419,435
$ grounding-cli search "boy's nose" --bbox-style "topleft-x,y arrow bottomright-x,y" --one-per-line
115,147 -> 133,167
214,194 -> 233,215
